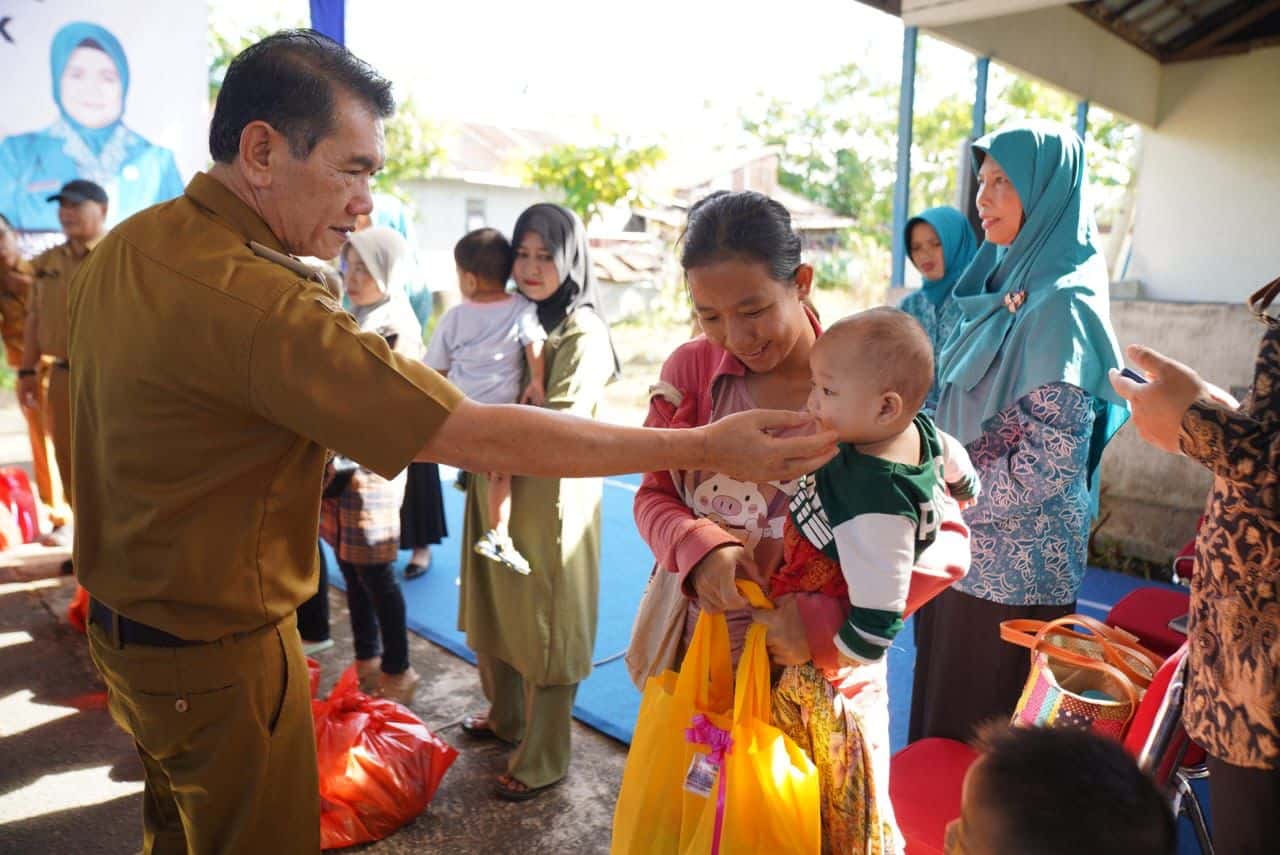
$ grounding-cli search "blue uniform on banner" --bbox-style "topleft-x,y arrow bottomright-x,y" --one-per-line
0,21 -> 184,232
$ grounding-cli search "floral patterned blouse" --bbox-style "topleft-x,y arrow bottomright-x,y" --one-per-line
1181,323 -> 1279,768
899,290 -> 964,415
956,381 -> 1096,606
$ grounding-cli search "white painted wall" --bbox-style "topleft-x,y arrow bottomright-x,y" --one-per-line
1126,47 -> 1280,304
403,178 -> 553,291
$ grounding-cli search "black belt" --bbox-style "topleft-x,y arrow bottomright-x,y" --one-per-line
89,599 -> 201,648
52,358 -> 69,369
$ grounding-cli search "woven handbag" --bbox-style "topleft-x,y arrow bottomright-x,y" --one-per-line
1001,614 -> 1165,741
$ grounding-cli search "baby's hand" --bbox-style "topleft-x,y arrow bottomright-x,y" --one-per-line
957,495 -> 978,511
825,658 -> 872,698
520,381 -> 546,407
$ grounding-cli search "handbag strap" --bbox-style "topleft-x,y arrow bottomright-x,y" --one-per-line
1001,614 -> 1162,688
1032,615 -> 1163,687
1249,274 -> 1280,327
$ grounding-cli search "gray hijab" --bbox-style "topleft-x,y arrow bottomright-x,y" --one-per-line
347,226 -> 408,295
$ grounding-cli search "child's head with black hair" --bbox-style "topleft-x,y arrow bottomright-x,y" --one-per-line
945,723 -> 1175,855
454,228 -> 514,299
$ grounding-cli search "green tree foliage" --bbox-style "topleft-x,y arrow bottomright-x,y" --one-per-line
741,38 -> 1139,251
373,98 -> 445,201
525,136 -> 665,225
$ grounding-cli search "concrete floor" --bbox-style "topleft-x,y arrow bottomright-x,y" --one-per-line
0,574 -> 628,854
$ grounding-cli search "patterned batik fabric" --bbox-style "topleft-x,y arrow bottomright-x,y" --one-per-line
772,516 -> 848,600
955,382 -> 1096,606
773,663 -> 903,855
1180,323 -> 1280,769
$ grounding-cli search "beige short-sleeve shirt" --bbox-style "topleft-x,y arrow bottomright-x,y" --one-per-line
69,173 -> 463,640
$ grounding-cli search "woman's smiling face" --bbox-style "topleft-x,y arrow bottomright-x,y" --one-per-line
686,257 -> 811,374
513,231 -> 561,302
60,46 -> 123,129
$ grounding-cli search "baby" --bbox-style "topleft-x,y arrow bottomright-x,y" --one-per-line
772,307 -> 979,667
426,228 -> 545,574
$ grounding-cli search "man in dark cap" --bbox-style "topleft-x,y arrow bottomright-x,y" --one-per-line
18,178 -> 108,531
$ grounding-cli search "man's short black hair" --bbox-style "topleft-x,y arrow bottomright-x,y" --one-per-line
973,724 -> 1176,855
209,29 -> 395,164
454,228 -> 514,286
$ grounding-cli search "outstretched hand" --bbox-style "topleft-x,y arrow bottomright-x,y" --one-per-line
1109,344 -> 1236,454
704,409 -> 836,484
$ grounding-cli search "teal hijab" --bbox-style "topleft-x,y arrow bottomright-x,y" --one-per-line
906,206 -> 978,306
935,121 -> 1128,484
50,22 -> 130,156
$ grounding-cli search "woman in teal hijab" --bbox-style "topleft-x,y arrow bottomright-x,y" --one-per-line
898,205 -> 979,413
909,121 -> 1128,744
0,21 -> 184,232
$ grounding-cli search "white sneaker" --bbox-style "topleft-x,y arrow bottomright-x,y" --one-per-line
473,530 -> 533,575
302,638 -> 335,656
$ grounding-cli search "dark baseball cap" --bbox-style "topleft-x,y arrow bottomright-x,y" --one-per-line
47,179 -> 108,206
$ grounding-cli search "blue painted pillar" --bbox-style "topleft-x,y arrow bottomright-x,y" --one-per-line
310,0 -> 345,44
972,56 -> 990,139
1075,100 -> 1090,143
891,26 -> 918,289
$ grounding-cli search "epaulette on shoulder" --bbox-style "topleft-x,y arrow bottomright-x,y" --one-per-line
248,241 -> 342,297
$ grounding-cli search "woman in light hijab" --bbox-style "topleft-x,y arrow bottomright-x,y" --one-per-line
456,203 -> 618,801
0,22 -> 184,232
319,227 -> 428,704
899,205 -> 979,413
909,122 -> 1128,743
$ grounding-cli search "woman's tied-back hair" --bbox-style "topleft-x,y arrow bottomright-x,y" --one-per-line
680,190 -> 803,282
209,29 -> 395,164
821,308 -> 935,414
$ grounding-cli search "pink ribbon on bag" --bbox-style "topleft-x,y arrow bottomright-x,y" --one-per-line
685,714 -> 733,855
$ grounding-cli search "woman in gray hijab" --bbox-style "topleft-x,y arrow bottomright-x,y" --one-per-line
457,204 -> 618,800
319,226 -> 429,704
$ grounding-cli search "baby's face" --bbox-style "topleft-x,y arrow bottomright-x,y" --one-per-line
806,341 -> 885,444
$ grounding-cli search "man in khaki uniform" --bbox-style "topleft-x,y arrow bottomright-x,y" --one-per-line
70,31 -> 835,855
0,214 -> 60,508
18,179 -> 108,519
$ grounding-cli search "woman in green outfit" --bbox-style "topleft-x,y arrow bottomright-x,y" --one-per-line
457,203 -> 620,801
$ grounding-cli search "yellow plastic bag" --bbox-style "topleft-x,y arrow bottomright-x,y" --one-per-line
612,582 -> 821,855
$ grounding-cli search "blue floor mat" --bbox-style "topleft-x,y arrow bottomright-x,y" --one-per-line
326,470 -> 654,745
327,469 -> 1182,751
328,469 -> 1208,851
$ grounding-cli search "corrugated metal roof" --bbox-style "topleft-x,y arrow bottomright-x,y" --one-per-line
1072,0 -> 1280,62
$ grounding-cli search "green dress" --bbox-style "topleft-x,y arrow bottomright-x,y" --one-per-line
458,308 -> 615,686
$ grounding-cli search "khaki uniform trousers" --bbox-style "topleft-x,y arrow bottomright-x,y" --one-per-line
45,361 -> 71,505
477,652 -> 579,789
88,611 -> 319,855
19,361 -> 61,508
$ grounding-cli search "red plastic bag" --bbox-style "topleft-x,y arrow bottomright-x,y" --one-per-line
307,657 -> 322,698
0,467 -> 40,544
67,585 -> 89,633
314,667 -> 457,849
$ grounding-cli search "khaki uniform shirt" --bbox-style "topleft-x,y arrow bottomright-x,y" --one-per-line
32,238 -> 100,360
0,257 -> 33,367
68,172 -> 464,640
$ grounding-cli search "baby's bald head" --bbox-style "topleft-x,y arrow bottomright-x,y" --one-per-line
816,307 -> 935,416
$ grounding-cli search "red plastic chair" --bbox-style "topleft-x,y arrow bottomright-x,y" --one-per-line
1106,586 -> 1191,659
890,643 -> 1212,854
890,738 -> 978,854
